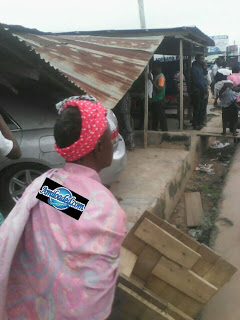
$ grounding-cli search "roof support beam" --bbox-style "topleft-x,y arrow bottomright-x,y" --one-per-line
175,35 -> 206,48
179,39 -> 184,131
144,63 -> 149,148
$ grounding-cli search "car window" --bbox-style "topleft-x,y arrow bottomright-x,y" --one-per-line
0,109 -> 21,131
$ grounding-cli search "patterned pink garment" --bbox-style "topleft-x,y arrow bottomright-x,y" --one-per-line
227,74 -> 240,102
0,163 -> 126,320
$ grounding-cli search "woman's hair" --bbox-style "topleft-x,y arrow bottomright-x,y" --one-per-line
215,71 -> 227,83
153,60 -> 162,69
232,64 -> 240,74
54,106 -> 82,148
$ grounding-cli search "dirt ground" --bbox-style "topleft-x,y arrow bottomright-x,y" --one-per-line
169,140 -> 237,247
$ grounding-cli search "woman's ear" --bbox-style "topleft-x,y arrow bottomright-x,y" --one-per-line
94,140 -> 103,154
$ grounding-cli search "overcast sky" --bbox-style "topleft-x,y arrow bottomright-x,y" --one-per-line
1,0 -> 240,46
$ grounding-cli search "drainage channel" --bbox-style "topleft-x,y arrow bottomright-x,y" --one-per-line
169,140 -> 237,247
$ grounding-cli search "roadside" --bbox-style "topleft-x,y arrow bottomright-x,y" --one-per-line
200,145 -> 240,320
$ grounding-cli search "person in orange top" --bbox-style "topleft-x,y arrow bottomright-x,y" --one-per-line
149,60 -> 168,131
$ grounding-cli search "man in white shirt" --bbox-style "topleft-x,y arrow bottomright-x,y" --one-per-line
0,115 -> 21,159
0,114 -> 21,225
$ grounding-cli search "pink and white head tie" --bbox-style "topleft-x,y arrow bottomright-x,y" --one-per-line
54,95 -> 107,162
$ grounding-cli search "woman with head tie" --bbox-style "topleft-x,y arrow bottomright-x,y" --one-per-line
0,96 -> 126,320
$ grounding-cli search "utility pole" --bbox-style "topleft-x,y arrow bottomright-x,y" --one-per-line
138,0 -> 146,29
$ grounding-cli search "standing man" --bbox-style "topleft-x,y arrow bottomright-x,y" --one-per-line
0,114 -> 21,224
149,60 -> 168,131
191,54 -> 207,130
114,91 -> 135,151
202,61 -> 211,126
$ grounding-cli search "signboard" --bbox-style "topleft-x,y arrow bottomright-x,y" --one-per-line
155,54 -> 188,62
208,35 -> 229,54
227,45 -> 238,56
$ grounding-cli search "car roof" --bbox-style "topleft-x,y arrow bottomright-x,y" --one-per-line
0,96 -> 58,130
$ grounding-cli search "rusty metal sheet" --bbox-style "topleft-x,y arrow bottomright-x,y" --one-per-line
15,34 -> 164,109
0,26 -> 82,95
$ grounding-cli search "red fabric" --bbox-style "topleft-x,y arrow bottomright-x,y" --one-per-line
55,99 -> 107,161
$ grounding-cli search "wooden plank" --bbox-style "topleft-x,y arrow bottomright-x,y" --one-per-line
123,210 -> 163,255
134,218 -> 201,269
185,192 -> 203,227
178,233 -> 201,252
152,256 -> 218,304
161,218 -> 201,252
204,257 -> 238,288
191,257 -> 214,278
197,131 -> 240,139
198,244 -> 220,264
114,283 -> 148,318
166,303 -> 194,320
119,247 -> 137,277
176,295 -> 204,318
122,233 -> 145,256
115,283 -> 175,320
191,244 -> 220,277
130,274 -> 145,287
118,274 -> 167,312
201,127 -> 225,134
160,284 -> 187,307
160,219 -> 183,239
108,308 -> 127,320
145,274 -> 169,296
146,278 -> 199,318
133,246 -> 161,281
141,308 -> 165,320
118,274 -> 194,320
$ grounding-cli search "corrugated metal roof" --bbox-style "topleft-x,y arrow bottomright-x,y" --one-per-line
56,26 -> 214,47
0,26 -> 84,96
14,33 -> 164,109
12,26 -> 214,109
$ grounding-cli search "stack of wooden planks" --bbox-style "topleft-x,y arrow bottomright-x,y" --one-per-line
109,210 -> 237,320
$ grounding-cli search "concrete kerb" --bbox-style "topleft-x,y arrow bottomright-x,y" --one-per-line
150,135 -> 202,221
134,131 -> 191,150
146,111 -> 223,221
111,108 -> 222,231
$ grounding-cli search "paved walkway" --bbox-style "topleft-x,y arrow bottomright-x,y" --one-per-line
110,146 -> 189,232
201,146 -> 240,320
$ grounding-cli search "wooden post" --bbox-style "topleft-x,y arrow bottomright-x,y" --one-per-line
138,0 -> 146,29
144,64 -> 149,148
179,39 -> 184,131
202,47 -> 206,59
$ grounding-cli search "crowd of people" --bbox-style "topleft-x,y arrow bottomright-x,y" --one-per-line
114,54 -> 240,148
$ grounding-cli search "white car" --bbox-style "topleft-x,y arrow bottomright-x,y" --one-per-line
0,103 -> 126,215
